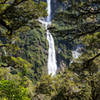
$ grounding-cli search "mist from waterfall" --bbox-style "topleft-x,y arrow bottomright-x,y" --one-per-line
38,0 -> 57,75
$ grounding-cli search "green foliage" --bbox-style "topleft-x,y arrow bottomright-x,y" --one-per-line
0,80 -> 30,100
81,32 -> 100,50
0,0 -> 100,100
0,0 -> 48,79
34,69 -> 93,100
11,56 -> 32,68
36,75 -> 56,95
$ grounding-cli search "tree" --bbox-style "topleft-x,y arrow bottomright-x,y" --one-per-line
49,0 -> 100,100
0,80 -> 30,100
0,0 -> 47,35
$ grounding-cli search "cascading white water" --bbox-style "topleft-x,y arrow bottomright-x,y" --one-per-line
39,0 -> 57,75
47,0 -> 51,22
46,0 -> 57,75
47,30 -> 57,75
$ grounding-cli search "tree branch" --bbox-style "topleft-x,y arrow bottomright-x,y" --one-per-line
87,53 -> 100,63
84,53 -> 100,67
0,18 -> 12,35
70,25 -> 100,41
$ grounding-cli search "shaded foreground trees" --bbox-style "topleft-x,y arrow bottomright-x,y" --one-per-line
0,80 -> 30,100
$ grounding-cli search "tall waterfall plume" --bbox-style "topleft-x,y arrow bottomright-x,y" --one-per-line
38,0 -> 57,75
46,0 -> 57,75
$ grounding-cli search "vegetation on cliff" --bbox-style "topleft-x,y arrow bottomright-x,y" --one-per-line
0,0 -> 100,100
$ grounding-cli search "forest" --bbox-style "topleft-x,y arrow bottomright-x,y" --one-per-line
0,0 -> 100,100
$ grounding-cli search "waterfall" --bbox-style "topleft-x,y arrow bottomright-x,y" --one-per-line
38,0 -> 57,75
47,0 -> 51,22
46,0 -> 57,75
47,30 -> 57,75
